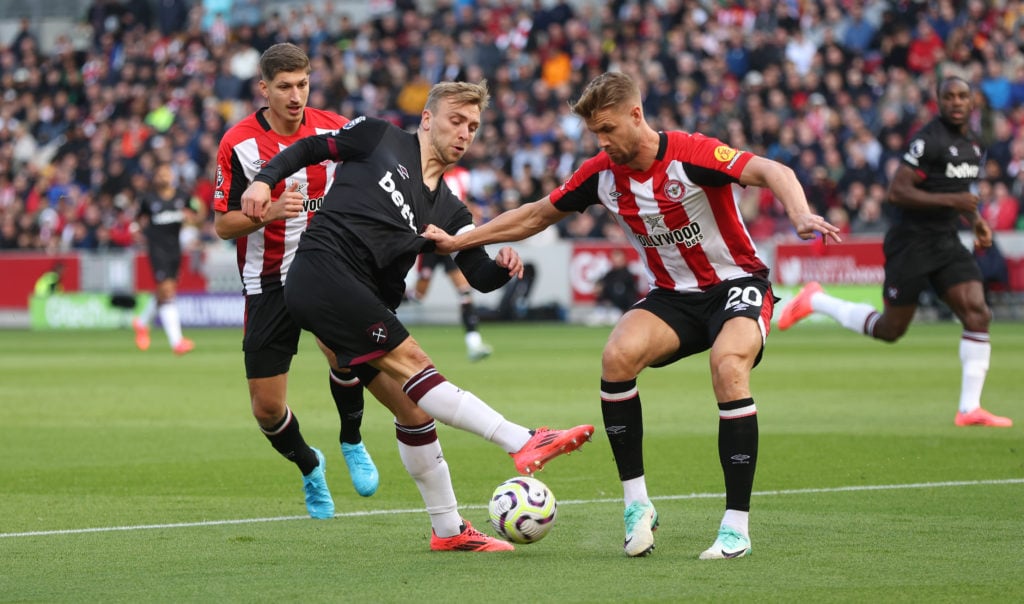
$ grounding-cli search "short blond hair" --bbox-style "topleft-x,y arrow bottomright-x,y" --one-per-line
425,80 -> 491,113
570,72 -> 640,120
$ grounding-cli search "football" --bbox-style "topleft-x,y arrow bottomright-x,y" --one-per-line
488,476 -> 558,544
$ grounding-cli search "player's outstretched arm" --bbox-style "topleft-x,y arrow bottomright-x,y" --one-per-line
424,197 -> 568,253
739,155 -> 842,243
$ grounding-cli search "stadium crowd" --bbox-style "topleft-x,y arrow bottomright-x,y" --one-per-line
2,0 -> 1024,255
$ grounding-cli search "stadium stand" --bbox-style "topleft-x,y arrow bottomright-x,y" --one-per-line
2,0 -> 1024,314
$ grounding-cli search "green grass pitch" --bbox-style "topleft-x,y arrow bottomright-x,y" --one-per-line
1,321 -> 1022,602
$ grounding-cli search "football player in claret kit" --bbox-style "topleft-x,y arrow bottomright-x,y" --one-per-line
217,45 -> 520,551
425,71 -> 841,560
133,161 -> 203,355
780,76 -> 1012,429
239,77 -> 594,550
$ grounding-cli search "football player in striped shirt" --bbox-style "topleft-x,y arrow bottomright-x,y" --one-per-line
425,71 -> 841,560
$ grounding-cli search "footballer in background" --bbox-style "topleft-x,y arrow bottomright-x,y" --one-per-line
407,164 -> 494,362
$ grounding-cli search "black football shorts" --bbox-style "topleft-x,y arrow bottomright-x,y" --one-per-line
635,276 -> 776,368
148,248 -> 181,283
242,288 -> 301,379
882,230 -> 982,306
285,250 -> 410,368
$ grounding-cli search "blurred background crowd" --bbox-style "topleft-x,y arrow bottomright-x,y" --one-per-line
2,0 -> 1024,256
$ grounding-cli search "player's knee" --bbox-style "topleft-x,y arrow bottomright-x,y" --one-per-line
872,323 -> 906,343
961,305 -> 992,332
251,400 -> 285,426
382,339 -> 434,380
710,353 -> 752,385
601,344 -> 643,380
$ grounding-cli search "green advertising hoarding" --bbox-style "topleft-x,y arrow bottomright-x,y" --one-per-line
29,293 -> 152,330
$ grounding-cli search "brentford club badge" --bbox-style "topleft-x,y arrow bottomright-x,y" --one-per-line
367,322 -> 388,344
664,179 -> 685,202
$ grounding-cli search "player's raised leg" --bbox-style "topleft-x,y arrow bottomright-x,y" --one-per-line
382,339 -> 592,474
777,281 -> 821,330
400,363 -> 593,474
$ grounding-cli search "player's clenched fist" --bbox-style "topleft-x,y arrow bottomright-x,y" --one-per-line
421,224 -> 455,253
241,181 -> 302,224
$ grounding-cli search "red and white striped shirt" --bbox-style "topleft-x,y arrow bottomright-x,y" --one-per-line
551,131 -> 766,294
443,165 -> 471,202
213,107 -> 347,295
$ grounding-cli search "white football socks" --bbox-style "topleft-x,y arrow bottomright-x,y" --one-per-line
958,332 -> 990,414
397,429 -> 461,538
413,380 -> 532,453
812,291 -> 878,335
622,476 -> 649,508
722,509 -> 750,537
158,302 -> 183,346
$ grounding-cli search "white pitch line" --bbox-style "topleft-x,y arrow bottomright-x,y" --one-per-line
2,478 -> 1022,539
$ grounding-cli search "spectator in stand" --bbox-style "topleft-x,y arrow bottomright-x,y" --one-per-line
156,0 -> 192,37
805,166 -> 840,216
981,180 -> 1020,231
838,146 -> 878,195
6,0 -> 1024,264
838,3 -> 878,57
907,18 -> 945,74
851,195 -> 890,236
980,57 -> 1013,112
0,215 -> 18,249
